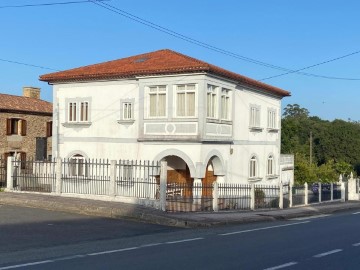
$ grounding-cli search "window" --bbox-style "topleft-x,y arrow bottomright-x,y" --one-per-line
221,88 -> 231,120
123,102 -> 132,120
176,84 -> 196,117
66,99 -> 91,124
207,85 -> 218,118
69,154 -> 87,177
267,155 -> 274,175
267,109 -> 277,129
6,118 -> 26,136
249,156 -> 258,178
250,106 -> 260,128
148,85 -> 166,117
46,121 -> 52,137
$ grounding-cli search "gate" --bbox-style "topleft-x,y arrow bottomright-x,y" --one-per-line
0,158 -> 6,188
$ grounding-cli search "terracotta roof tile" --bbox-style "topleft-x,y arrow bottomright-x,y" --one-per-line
0,93 -> 52,114
40,49 -> 290,97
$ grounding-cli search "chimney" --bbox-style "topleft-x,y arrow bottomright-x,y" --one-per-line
23,86 -> 41,99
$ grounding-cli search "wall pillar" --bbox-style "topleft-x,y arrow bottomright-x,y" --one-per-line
5,156 -> 14,191
304,182 -> 308,205
159,161 -> 167,211
55,157 -> 62,195
109,160 -> 117,197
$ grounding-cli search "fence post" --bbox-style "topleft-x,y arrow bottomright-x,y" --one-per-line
109,160 -> 117,197
212,181 -> 219,212
250,184 -> 255,210
55,157 -> 62,195
159,161 -> 167,211
330,183 -> 334,201
304,182 -> 308,205
279,183 -> 284,209
318,182 -> 322,203
6,156 -> 14,191
341,182 -> 346,202
289,183 -> 293,208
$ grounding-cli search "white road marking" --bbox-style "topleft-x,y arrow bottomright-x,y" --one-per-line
166,237 -> 204,244
0,260 -> 53,270
352,212 -> 360,215
140,243 -> 162,247
263,261 -> 298,270
54,255 -> 87,261
352,242 -> 360,247
88,247 -> 138,256
313,249 -> 342,258
290,214 -> 331,221
219,221 -> 310,236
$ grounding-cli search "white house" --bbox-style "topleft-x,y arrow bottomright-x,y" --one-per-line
40,49 -> 293,188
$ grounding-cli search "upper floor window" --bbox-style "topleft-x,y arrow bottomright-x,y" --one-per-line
148,85 -> 166,118
267,109 -> 277,129
267,155 -> 274,175
207,85 -> 218,118
249,155 -> 258,178
221,88 -> 231,120
176,84 -> 196,117
6,118 -> 26,136
250,106 -> 261,128
66,99 -> 91,124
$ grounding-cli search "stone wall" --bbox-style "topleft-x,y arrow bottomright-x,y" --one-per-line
0,112 -> 52,160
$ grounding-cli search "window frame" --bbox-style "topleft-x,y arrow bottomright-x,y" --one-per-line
249,155 -> 258,179
220,88 -> 231,121
249,105 -> 262,130
267,109 -> 278,130
6,118 -> 26,136
174,84 -> 197,118
207,84 -> 218,119
118,98 -> 135,124
147,85 -> 167,119
65,98 -> 92,125
68,154 -> 87,177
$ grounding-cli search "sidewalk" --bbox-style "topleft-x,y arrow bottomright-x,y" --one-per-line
1,191 -> 360,228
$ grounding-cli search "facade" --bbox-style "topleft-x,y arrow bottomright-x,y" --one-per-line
40,49 -> 293,186
0,87 -> 53,163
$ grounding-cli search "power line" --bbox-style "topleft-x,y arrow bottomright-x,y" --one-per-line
0,58 -> 60,71
89,1 -> 360,81
0,0 -> 107,9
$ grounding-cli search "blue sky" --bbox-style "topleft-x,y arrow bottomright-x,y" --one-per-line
1,0 -> 359,121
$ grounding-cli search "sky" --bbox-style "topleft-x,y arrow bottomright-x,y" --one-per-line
1,0 -> 359,121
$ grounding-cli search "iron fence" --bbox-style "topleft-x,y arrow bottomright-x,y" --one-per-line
255,185 -> 280,209
0,158 -> 6,188
282,184 -> 290,208
218,183 -> 251,210
292,185 -> 306,206
333,183 -> 342,200
12,159 -> 56,193
321,183 -> 331,201
308,183 -> 319,203
62,158 -> 110,195
115,160 -> 159,199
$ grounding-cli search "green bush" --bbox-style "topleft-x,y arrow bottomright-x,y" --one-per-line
255,188 -> 265,207
270,197 -> 290,208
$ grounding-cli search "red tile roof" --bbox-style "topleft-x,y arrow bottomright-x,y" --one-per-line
0,93 -> 52,115
40,49 -> 290,97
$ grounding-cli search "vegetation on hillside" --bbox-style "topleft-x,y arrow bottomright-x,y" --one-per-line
281,104 -> 359,184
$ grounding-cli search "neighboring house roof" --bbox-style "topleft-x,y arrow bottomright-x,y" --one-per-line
0,93 -> 52,115
40,49 -> 290,97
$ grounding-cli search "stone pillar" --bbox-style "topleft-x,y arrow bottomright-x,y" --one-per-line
109,160 -> 117,197
289,183 -> 293,207
341,182 -> 346,202
159,161 -> 167,211
348,172 -> 358,200
193,178 -> 202,206
318,182 -> 322,203
304,182 -> 308,205
330,183 -> 334,201
55,157 -> 62,195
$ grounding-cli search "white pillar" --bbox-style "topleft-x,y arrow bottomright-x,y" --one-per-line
212,181 -> 219,212
159,161 -> 167,211
304,182 -> 308,205
289,183 -> 293,207
55,157 -> 62,195
330,183 -> 334,201
193,178 -> 202,206
279,184 -> 284,209
341,182 -> 346,202
250,184 -> 255,210
109,160 -> 117,197
318,182 -> 322,203
6,156 -> 14,191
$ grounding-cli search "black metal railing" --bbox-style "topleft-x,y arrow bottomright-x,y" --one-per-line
254,185 -> 280,209
292,185 -> 306,206
218,183 -> 251,210
0,158 -> 6,188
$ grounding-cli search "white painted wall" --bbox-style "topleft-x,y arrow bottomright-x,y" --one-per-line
52,73 -> 287,184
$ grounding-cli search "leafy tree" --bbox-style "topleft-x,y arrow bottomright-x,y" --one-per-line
283,104 -> 309,119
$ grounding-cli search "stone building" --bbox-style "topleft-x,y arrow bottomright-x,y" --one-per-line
0,87 -> 53,163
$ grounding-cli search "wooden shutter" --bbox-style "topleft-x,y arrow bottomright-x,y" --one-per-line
46,121 -> 52,137
21,120 -> 27,136
20,152 -> 26,169
6,119 -> 12,135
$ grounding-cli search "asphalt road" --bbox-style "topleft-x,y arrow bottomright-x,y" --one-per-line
1,205 -> 360,269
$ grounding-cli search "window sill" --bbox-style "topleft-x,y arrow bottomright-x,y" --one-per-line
117,119 -> 135,125
206,118 -> 233,124
267,128 -> 279,133
249,126 -> 263,132
62,122 -> 92,128
266,175 -> 279,180
248,177 -> 262,182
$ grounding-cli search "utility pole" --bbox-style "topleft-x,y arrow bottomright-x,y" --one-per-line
309,131 -> 313,164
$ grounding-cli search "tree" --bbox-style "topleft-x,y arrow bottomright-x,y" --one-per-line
283,104 -> 309,119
